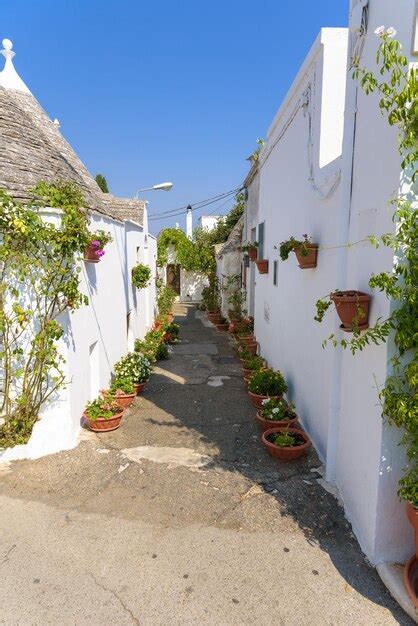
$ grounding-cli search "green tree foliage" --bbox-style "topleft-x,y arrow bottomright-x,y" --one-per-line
157,192 -> 245,276
95,174 -> 109,193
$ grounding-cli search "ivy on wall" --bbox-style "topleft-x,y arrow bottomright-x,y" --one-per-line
0,181 -> 94,448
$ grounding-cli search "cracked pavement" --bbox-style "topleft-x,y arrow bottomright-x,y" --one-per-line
0,304 -> 412,625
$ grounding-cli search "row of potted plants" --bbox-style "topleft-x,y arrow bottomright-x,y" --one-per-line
206,308 -> 311,460
236,341 -> 312,461
83,351 -> 152,432
84,310 -> 179,433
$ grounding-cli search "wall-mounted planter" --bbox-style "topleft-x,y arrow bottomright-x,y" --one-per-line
84,244 -> 101,263
255,259 -> 269,274
248,247 -> 258,261
331,291 -> 371,332
294,244 -> 318,269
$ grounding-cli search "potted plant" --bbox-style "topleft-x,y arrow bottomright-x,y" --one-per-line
241,241 -> 259,261
84,391 -> 124,432
248,368 -> 288,409
114,352 -> 151,395
315,290 -> 371,332
236,329 -> 256,345
401,473 -> 418,607
262,427 -> 311,461
242,355 -> 265,378
110,376 -> 136,409
256,397 -> 298,432
255,259 -> 269,274
279,234 -> 318,269
163,322 -> 180,343
135,328 -> 165,363
216,317 -> 229,331
132,263 -> 151,289
84,230 -> 112,263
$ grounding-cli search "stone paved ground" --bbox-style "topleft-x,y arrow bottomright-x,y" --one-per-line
0,304 -> 412,625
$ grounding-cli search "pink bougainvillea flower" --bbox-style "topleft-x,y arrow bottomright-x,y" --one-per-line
96,249 -> 106,257
90,239 -> 101,248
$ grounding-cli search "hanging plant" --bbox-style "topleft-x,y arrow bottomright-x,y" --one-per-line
84,230 -> 113,262
131,264 -> 151,289
278,234 -> 318,268
315,290 -> 371,334
241,241 -> 259,261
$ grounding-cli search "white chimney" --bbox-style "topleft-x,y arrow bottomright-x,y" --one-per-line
186,205 -> 193,239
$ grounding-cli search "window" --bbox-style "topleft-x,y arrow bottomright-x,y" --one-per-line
258,222 -> 265,259
273,260 -> 278,286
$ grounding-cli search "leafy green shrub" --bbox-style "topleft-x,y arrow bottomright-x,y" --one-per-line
248,369 -> 288,396
85,391 -> 121,420
114,352 -> 151,383
132,264 -> 151,289
157,285 -> 177,315
155,342 -> 169,360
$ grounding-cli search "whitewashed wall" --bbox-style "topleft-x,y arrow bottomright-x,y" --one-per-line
2,209 -> 155,461
249,5 -> 416,565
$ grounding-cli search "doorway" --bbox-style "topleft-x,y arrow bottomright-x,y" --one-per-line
166,264 -> 180,295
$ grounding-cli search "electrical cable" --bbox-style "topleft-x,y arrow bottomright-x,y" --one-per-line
148,186 -> 242,221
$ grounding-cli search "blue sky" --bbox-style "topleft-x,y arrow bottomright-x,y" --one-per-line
3,1 -> 348,234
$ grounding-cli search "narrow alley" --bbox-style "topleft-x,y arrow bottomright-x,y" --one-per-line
0,305 -> 411,625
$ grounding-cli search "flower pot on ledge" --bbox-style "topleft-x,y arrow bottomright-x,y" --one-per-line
331,291 -> 371,332
255,259 -> 269,274
294,244 -> 318,269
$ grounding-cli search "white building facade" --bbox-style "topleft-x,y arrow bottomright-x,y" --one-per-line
0,40 -> 157,461
241,0 -> 417,567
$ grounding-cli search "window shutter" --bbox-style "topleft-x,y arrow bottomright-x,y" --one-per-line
258,222 -> 265,259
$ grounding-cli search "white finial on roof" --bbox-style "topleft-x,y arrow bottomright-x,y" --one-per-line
0,38 -> 32,94
53,118 -> 61,128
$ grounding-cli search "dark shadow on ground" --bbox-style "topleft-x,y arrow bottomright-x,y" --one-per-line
133,304 -> 411,625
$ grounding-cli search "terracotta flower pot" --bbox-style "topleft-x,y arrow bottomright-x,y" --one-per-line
331,291 -> 371,332
168,313 -> 174,323
85,411 -> 124,432
255,412 -> 298,432
246,342 -> 259,356
248,247 -> 258,261
294,244 -> 318,269
406,503 -> 418,558
216,323 -> 229,331
208,313 -> 222,324
134,381 -> 147,395
262,427 -> 311,461
84,243 -> 101,263
237,335 -> 256,346
404,503 -> 418,607
248,390 -> 282,409
243,367 -> 253,378
114,392 -> 136,409
255,259 -> 269,274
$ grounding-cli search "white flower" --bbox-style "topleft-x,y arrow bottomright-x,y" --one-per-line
374,25 -> 385,37
261,399 -> 269,406
386,27 -> 397,38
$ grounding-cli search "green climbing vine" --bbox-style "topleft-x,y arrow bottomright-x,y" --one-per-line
0,181 -> 94,448
332,28 -> 418,506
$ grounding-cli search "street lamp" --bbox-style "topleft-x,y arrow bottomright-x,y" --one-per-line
135,182 -> 173,198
